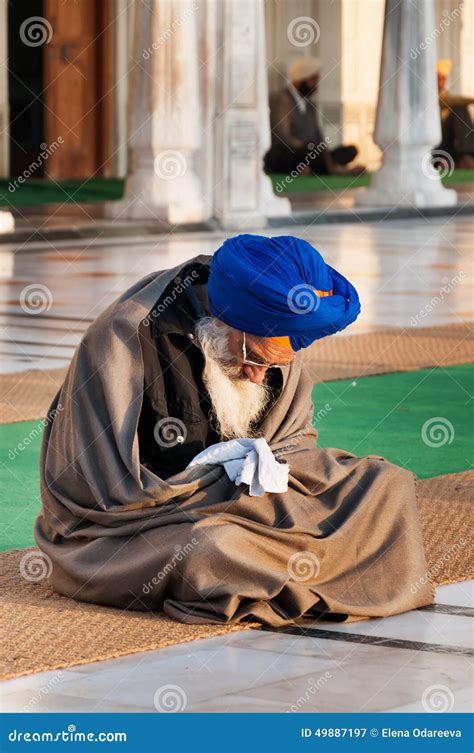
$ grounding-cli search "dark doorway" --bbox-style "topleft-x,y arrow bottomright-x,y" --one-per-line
8,0 -> 45,177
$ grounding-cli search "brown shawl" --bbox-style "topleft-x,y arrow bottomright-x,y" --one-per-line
35,258 -> 434,626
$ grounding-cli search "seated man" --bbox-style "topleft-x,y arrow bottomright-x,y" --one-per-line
35,235 -> 433,627
264,56 -> 365,177
437,58 -> 474,170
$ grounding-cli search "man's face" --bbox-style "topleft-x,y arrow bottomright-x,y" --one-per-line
225,328 -> 296,384
296,75 -> 319,97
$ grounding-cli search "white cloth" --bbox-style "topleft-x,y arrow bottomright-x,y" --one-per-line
187,438 -> 289,497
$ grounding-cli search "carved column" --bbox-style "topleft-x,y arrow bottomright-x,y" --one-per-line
357,0 -> 457,208
113,0 -> 206,224
213,0 -> 290,229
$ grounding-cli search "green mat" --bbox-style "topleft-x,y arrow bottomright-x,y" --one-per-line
0,169 -> 472,207
269,169 -> 473,194
0,418 -> 43,552
314,363 -> 473,479
1,364 -> 472,552
0,178 -> 124,208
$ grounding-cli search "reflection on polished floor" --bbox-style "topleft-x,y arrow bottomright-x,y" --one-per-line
0,216 -> 472,372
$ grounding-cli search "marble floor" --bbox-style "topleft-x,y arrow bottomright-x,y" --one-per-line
1,581 -> 472,713
0,215 -> 472,372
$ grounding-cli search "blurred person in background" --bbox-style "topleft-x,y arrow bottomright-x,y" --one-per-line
437,58 -> 474,170
264,56 -> 365,177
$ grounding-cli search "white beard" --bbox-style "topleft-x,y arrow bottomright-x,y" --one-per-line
202,354 -> 269,440
196,317 -> 269,440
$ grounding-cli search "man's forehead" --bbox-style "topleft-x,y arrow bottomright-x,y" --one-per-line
245,332 -> 295,363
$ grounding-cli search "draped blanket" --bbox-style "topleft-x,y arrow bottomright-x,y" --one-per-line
35,261 -> 435,627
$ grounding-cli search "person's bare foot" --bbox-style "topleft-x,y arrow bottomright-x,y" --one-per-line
346,164 -> 366,176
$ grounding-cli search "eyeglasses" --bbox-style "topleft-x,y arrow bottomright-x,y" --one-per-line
241,331 -> 290,370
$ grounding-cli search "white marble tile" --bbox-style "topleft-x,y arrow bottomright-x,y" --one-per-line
0,341 -> 75,358
1,668 -> 85,696
1,690 -> 141,713
0,326 -> 83,348
300,611 -> 473,650
0,358 -> 71,374
20,645 -> 337,712
387,685 -> 473,713
435,580 -> 474,608
171,642 -> 473,713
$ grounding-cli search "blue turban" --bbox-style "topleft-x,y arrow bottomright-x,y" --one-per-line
207,234 -> 360,352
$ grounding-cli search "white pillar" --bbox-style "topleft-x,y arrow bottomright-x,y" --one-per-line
111,0 -> 206,224
357,0 -> 457,208
213,0 -> 290,229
